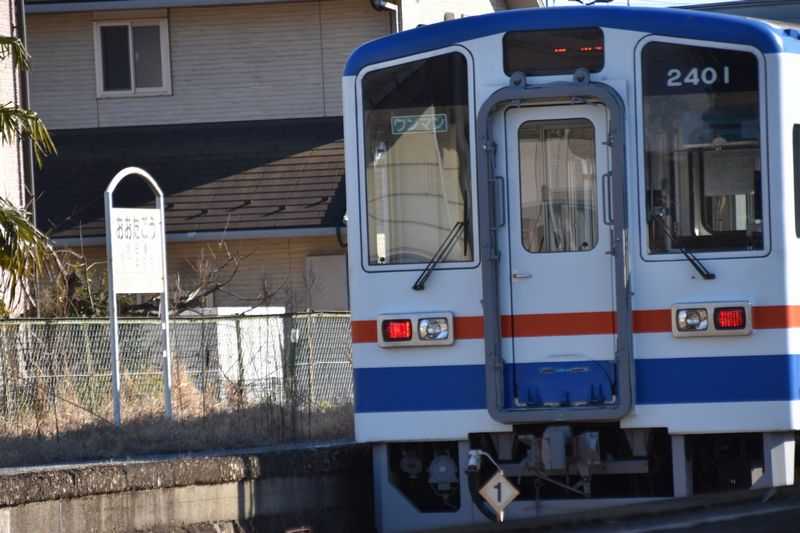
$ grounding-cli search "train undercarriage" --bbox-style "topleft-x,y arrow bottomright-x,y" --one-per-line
374,426 -> 797,529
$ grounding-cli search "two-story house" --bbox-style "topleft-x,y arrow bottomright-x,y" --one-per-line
26,0 -> 541,313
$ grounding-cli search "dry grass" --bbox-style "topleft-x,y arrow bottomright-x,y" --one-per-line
0,363 -> 354,468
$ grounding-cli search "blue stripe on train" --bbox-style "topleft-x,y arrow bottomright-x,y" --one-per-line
353,355 -> 800,413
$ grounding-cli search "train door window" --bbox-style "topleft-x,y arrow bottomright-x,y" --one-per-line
794,125 -> 800,238
361,52 -> 472,266
518,119 -> 598,253
642,42 -> 763,253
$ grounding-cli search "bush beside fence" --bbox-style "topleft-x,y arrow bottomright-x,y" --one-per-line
0,313 -> 354,467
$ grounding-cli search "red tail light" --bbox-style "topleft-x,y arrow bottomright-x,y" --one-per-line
382,319 -> 412,342
715,307 -> 746,330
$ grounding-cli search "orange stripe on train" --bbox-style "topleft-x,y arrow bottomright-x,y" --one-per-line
351,306 -> 800,343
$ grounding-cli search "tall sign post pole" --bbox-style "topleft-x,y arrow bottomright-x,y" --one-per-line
105,167 -> 173,427
156,182 -> 173,419
104,189 -> 123,426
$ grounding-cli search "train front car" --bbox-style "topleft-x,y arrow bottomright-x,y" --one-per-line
343,6 -> 800,532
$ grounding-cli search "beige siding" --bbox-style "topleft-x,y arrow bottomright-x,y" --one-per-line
320,0 -> 390,116
0,0 -> 24,206
27,12 -> 99,129
169,236 -> 346,311
506,0 -> 543,8
28,0 -> 388,130
78,235 -> 346,312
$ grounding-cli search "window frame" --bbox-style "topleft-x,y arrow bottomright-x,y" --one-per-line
354,46 -> 479,273
794,125 -> 800,238
634,35 -> 770,262
93,19 -> 172,98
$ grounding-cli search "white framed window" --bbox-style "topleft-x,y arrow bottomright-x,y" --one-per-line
93,19 -> 171,98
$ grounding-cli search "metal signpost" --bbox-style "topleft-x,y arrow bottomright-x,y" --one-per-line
105,167 -> 172,427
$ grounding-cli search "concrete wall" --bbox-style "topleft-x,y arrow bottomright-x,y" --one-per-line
0,444 -> 373,533
26,0 -> 390,130
78,234 -> 348,311
0,0 -> 24,208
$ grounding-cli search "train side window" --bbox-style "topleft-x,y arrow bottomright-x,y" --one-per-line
518,119 -> 598,253
795,125 -> 800,238
642,42 -> 763,253
361,52 -> 473,266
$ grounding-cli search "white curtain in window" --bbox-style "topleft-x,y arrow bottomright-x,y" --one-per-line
519,121 -> 597,253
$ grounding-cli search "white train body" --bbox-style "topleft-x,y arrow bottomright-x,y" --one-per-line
343,6 -> 800,531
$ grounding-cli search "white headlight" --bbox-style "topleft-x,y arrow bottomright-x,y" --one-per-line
676,308 -> 708,332
419,317 -> 450,341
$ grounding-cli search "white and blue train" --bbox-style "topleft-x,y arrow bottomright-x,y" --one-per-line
342,5 -> 800,531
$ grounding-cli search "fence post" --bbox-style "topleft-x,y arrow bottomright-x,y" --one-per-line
160,288 -> 174,419
307,314 -> 315,407
0,325 -> 7,419
235,317 -> 244,406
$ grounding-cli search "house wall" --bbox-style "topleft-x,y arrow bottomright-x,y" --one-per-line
691,1 -> 800,23
79,235 -> 347,312
26,0 -> 390,130
168,235 -> 347,311
399,0 -> 506,28
0,0 -> 23,207
505,0 -> 542,9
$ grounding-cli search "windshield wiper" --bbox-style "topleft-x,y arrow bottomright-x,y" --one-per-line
413,222 -> 465,291
649,209 -> 715,280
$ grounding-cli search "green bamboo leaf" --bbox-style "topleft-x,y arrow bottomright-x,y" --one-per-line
0,197 -> 56,307
0,103 -> 57,166
0,35 -> 58,309
0,36 -> 30,71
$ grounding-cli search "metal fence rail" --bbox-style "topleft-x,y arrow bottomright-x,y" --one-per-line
0,313 -> 353,437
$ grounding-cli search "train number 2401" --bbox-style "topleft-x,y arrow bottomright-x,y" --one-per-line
666,66 -> 731,87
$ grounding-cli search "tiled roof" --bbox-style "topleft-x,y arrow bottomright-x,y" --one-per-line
35,117 -> 346,240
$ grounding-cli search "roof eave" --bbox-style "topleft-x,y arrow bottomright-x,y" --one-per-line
52,226 -> 340,247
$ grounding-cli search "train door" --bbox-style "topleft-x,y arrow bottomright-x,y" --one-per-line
504,104 -> 617,410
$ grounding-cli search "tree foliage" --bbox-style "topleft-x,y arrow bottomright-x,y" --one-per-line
0,36 -> 55,163
35,242 -> 282,318
0,33 -> 57,312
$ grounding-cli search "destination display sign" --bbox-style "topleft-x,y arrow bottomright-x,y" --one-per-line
504,27 -> 604,76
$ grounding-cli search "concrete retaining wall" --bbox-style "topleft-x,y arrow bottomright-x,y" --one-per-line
0,444 -> 373,533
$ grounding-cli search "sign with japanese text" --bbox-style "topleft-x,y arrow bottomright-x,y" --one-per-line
391,113 -> 448,135
109,207 -> 165,294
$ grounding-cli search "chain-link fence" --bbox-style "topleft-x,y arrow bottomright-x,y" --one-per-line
0,313 -> 353,461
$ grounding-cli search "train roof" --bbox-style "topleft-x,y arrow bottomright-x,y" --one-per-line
344,5 -> 800,76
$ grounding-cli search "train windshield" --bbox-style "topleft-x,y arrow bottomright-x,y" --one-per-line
643,42 -> 763,253
361,52 -> 472,266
